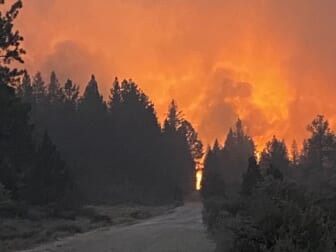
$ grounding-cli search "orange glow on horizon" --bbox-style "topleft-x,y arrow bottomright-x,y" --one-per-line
16,0 -> 336,155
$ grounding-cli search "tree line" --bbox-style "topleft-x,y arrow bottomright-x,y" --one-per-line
201,116 -> 336,251
0,1 -> 203,211
5,73 -> 204,206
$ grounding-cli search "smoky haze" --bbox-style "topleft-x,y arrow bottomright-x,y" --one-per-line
16,0 -> 336,149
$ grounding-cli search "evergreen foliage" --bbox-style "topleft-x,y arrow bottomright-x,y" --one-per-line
0,0 -> 34,199
241,156 -> 263,195
16,72 -> 201,204
0,0 -> 25,85
0,1 -> 72,207
201,143 -> 225,199
25,132 -> 72,205
0,84 -> 33,196
222,119 -> 255,187
260,136 -> 289,177
202,115 -> 336,252
162,100 -> 197,200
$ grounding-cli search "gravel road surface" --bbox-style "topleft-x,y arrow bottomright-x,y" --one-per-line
20,202 -> 215,252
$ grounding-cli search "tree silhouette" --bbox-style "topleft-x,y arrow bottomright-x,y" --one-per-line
116,80 -> 161,194
201,141 -> 225,199
31,72 -> 46,104
25,132 -> 72,205
0,0 -> 34,198
4,0 -> 203,207
63,79 -> 79,109
180,120 -> 204,160
222,119 -> 255,187
0,0 -> 25,85
260,136 -> 289,177
0,85 -> 34,196
291,140 -> 300,166
79,75 -> 106,115
302,115 -> 336,171
17,71 -> 33,104
241,156 -> 263,195
108,77 -> 121,114
47,71 -> 64,105
162,100 -> 196,198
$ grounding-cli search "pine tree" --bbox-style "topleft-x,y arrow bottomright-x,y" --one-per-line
78,75 -> 106,115
77,74 -> 106,150
165,99 -> 183,130
31,72 -> 46,104
201,141 -> 225,199
224,128 -> 235,149
76,75 -> 106,197
47,71 -> 64,105
162,100 -> 195,197
0,0 -> 25,85
222,119 -> 255,186
63,79 -> 79,109
25,132 -> 71,205
235,118 -> 244,141
58,79 -> 79,156
302,115 -> 336,171
241,156 -> 263,195
28,72 -> 48,140
17,71 -> 33,104
116,79 -> 161,189
108,77 -> 121,113
180,120 -> 204,160
260,136 -> 289,176
0,0 -> 34,197
0,85 -> 34,195
213,139 -> 220,153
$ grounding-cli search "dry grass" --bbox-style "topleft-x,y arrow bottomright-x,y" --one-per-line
0,204 -> 173,252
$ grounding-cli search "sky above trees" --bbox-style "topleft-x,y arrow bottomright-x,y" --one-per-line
13,0 -> 336,150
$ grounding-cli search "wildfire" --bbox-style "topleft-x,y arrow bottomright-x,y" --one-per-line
256,151 -> 261,163
196,169 -> 202,190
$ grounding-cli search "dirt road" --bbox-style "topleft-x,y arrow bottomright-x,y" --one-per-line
20,202 -> 215,252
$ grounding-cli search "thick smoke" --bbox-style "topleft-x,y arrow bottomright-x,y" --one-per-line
40,40 -> 112,95
16,0 -> 336,149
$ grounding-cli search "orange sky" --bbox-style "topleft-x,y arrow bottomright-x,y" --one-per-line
13,0 -> 336,152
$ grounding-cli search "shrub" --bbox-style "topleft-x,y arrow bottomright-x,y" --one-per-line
205,178 -> 336,252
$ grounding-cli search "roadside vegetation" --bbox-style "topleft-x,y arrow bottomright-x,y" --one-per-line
201,117 -> 336,251
0,2 -> 200,251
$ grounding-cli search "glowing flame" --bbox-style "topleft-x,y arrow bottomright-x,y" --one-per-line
196,169 -> 202,190
17,0 -> 336,161
256,151 -> 261,163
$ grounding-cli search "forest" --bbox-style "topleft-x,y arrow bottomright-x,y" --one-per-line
11,72 -> 203,205
201,117 -> 336,251
0,2 -> 203,250
2,1 -> 336,251
1,4 -> 202,207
